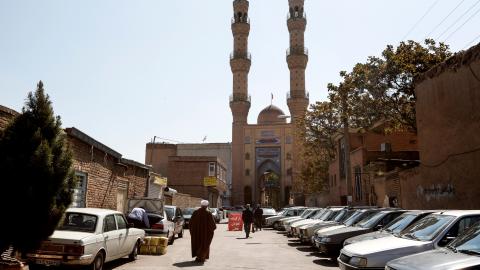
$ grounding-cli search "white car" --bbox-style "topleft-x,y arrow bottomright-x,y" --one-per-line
338,210 -> 480,270
26,208 -> 145,270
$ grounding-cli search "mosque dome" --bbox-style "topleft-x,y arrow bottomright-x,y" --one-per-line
257,105 -> 287,125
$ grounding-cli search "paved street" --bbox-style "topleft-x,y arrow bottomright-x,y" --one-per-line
105,223 -> 338,270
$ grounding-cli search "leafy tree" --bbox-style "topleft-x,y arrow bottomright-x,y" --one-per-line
0,81 -> 75,257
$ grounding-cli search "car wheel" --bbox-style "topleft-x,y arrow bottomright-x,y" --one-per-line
90,252 -> 104,270
273,221 -> 280,230
178,228 -> 184,238
168,231 -> 175,245
129,240 -> 140,261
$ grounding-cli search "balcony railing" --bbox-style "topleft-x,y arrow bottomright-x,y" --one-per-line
287,91 -> 309,99
286,47 -> 308,57
231,16 -> 250,24
287,11 -> 306,20
230,93 -> 251,103
230,51 -> 252,60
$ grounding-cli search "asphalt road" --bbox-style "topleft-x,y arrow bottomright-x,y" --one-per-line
105,222 -> 339,270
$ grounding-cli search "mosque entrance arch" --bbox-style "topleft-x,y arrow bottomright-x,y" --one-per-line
257,158 -> 281,209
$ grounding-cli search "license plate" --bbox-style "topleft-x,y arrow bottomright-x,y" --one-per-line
36,259 -> 61,266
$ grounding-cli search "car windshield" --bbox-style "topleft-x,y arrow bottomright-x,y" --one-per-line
450,222 -> 480,255
333,210 -> 348,222
307,210 -> 322,218
355,211 -> 387,228
165,207 -> 174,219
299,209 -> 313,218
400,214 -> 455,241
262,208 -> 276,215
317,210 -> 333,220
384,213 -> 419,235
183,208 -> 196,215
57,212 -> 97,233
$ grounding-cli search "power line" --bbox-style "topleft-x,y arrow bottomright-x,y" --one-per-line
437,0 -> 480,40
425,0 -> 466,38
463,33 -> 480,50
401,0 -> 440,41
444,4 -> 480,42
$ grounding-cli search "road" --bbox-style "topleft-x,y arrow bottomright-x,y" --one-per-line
105,222 -> 338,270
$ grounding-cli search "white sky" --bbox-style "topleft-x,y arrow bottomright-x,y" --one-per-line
1,0 -> 479,163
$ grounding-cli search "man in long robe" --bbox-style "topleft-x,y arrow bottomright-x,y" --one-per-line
189,200 -> 217,263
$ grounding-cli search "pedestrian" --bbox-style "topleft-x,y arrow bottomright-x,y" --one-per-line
127,207 -> 150,229
190,200 -> 217,263
242,204 -> 254,238
253,204 -> 263,231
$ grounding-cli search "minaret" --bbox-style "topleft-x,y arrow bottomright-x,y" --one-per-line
230,0 -> 251,205
286,0 -> 309,203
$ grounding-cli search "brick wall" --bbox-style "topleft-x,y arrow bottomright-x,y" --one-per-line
171,193 -> 203,209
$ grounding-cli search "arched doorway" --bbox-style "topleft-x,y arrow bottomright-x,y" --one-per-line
257,160 -> 281,209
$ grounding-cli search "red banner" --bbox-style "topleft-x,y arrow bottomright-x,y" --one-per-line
228,213 -> 243,231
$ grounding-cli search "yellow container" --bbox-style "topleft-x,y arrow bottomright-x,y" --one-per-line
158,246 -> 167,255
158,237 -> 168,247
139,245 -> 149,255
150,236 -> 160,246
143,236 -> 152,246
148,246 -> 157,254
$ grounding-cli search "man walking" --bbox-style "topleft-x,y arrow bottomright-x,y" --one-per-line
190,200 -> 217,263
253,204 -> 263,232
242,204 -> 254,238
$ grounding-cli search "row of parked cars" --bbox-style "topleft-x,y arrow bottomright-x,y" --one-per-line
265,206 -> 480,270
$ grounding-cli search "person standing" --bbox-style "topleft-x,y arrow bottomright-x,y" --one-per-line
190,200 -> 217,263
253,204 -> 263,232
242,204 -> 254,238
127,207 -> 150,229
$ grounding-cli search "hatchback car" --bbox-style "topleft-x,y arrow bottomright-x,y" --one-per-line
145,210 -> 175,245
182,207 -> 198,228
26,208 -> 144,270
338,210 -> 480,270
165,205 -> 185,239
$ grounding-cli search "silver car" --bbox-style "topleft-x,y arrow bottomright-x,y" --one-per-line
338,210 -> 480,269
386,220 -> 480,270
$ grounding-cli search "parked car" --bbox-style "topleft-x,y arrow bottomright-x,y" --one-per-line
338,210 -> 480,270
182,207 -> 198,228
283,208 -> 322,233
316,209 -> 405,257
261,207 -> 277,225
298,207 -> 355,243
165,205 -> 185,239
291,207 -> 344,237
25,208 -> 144,270
386,220 -> 480,270
344,210 -> 434,246
210,208 -> 221,223
145,210 -> 175,245
265,207 -> 307,229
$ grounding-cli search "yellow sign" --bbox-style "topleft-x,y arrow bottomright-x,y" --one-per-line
153,176 -> 168,186
203,176 -> 217,187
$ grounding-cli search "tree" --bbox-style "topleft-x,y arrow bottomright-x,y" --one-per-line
0,81 -> 75,257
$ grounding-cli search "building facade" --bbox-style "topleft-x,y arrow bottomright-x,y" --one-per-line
230,0 -> 309,208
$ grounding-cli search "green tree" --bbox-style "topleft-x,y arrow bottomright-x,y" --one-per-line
0,81 -> 75,257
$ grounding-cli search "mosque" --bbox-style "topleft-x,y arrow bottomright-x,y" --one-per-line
229,0 -> 309,208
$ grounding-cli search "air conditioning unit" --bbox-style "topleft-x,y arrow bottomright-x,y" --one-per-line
381,142 -> 392,152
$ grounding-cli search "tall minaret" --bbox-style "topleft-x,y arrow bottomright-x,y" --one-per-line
230,0 -> 251,205
286,0 -> 309,203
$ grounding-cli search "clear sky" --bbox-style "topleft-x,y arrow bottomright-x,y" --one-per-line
1,0 -> 479,163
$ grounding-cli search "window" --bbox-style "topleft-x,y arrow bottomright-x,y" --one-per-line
103,215 -> 117,232
72,172 -> 87,208
245,169 -> 250,176
286,153 -> 292,160
244,136 -> 251,144
57,213 -> 97,233
115,215 -> 127,230
209,162 -> 216,176
245,152 -> 250,160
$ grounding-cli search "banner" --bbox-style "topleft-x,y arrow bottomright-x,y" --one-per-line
228,213 -> 243,231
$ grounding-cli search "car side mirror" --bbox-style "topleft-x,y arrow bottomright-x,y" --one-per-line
375,224 -> 383,231
440,236 -> 456,246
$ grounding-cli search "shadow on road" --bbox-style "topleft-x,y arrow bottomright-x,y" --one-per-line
104,258 -> 130,270
312,258 -> 338,267
296,246 -> 316,252
173,260 -> 204,267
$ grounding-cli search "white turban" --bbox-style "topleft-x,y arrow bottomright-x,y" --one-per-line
200,200 -> 209,207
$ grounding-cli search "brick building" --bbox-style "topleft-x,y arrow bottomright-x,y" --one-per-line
66,127 -> 150,212
327,124 -> 418,206
397,43 -> 480,209
0,105 -> 19,130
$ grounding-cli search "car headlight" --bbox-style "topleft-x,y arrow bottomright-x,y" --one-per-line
349,256 -> 367,267
321,237 -> 331,242
385,266 -> 397,270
